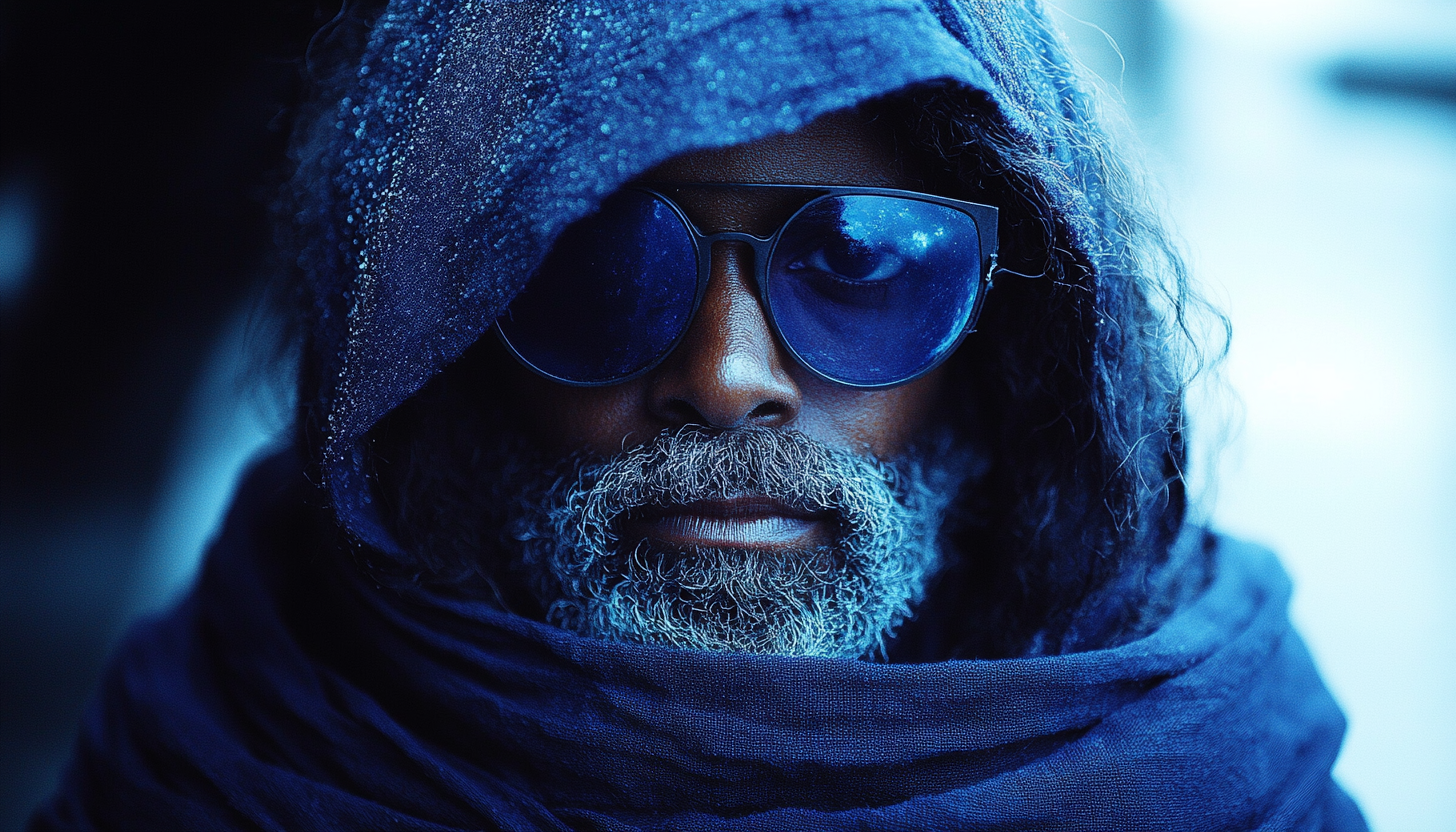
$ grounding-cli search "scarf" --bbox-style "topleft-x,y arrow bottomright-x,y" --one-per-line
33,451 -> 1366,831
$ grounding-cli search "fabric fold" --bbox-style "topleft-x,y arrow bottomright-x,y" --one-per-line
33,451 -> 1363,831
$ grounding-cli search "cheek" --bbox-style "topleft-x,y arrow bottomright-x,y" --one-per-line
499,356 -> 950,459
791,364 -> 948,458
507,370 -> 655,456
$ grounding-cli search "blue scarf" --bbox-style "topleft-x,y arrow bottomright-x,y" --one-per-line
34,452 -> 1365,830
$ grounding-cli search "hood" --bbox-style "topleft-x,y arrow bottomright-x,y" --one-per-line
292,0 -> 1111,554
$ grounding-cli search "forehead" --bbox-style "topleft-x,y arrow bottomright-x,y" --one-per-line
633,109 -> 927,234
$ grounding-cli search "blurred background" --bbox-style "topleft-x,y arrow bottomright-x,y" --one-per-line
1,1 -> 1452,829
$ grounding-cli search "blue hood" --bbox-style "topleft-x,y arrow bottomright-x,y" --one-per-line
292,0 -> 1105,552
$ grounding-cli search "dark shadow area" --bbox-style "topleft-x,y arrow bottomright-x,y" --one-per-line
0,3 -> 332,827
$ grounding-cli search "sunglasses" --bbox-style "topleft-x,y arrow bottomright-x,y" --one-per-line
496,183 -> 998,388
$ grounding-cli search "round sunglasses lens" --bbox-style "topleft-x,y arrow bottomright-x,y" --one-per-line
767,195 -> 982,386
498,190 -> 697,384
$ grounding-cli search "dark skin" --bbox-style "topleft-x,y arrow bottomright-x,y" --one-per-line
502,109 -> 953,549
506,109 -> 948,457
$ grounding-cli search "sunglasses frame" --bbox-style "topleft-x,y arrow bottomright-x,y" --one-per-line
497,182 -> 999,389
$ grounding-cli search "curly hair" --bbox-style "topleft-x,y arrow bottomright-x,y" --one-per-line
875,80 -> 1226,658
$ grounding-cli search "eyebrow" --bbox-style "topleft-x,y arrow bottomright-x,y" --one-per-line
635,182 -> 810,236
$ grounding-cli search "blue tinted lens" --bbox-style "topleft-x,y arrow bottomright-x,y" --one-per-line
767,195 -> 982,386
499,190 -> 697,384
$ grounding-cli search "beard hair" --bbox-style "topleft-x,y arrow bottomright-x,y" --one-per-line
500,426 -> 974,659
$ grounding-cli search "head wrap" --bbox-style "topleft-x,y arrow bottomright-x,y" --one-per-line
293,0 -> 1107,553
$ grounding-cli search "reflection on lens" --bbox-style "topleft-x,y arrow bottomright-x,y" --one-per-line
768,195 -> 982,386
499,190 -> 697,384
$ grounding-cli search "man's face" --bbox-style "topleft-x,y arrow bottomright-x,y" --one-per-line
502,110 -> 951,555
414,109 -> 978,659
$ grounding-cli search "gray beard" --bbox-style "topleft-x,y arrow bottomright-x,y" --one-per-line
499,426 -> 973,659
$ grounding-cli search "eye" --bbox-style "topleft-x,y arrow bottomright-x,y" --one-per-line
786,236 -> 906,284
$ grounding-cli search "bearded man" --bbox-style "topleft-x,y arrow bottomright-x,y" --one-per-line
33,1 -> 1367,830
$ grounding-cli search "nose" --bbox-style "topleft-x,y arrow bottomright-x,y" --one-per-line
648,241 -> 802,429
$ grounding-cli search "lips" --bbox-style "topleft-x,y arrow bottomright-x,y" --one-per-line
623,497 -> 834,550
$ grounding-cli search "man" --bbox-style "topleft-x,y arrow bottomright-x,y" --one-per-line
34,1 -> 1366,829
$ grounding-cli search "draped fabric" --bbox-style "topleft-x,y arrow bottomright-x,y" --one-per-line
34,452 -> 1366,831
33,1 -> 1369,827
291,0 -> 1123,554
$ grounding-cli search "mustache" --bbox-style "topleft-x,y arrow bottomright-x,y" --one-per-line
538,426 -> 905,551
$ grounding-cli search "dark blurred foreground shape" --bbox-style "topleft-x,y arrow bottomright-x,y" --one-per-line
1329,53 -> 1456,108
0,3 -> 336,827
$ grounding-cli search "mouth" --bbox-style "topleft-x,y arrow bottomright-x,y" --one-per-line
622,497 -> 835,550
